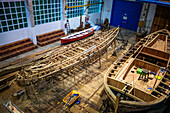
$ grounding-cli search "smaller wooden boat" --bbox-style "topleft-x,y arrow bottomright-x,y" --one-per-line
60,27 -> 94,44
104,29 -> 170,112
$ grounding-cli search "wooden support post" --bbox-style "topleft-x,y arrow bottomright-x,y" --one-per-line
153,78 -> 158,89
67,69 -> 70,76
31,82 -> 39,103
97,48 -> 101,68
24,86 -> 29,100
73,70 -> 76,82
74,74 -> 76,82
115,93 -> 121,113
63,80 -> 65,89
99,88 -> 106,97
51,75 -> 54,84
114,39 -> 116,48
59,66 -> 63,84
106,48 -> 108,61
111,42 -> 113,48
86,66 -> 88,76
89,52 -> 91,63
99,54 -> 101,68
153,72 -> 160,89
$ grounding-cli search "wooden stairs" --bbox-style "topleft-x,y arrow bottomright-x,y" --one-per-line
36,29 -> 65,46
0,38 -> 37,61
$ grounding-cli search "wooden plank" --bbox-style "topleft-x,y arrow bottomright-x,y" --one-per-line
141,52 -> 168,62
142,47 -> 170,59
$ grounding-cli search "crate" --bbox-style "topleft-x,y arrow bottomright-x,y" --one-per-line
63,90 -> 80,106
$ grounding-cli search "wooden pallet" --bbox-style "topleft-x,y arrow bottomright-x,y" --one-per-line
0,38 -> 37,61
36,29 -> 65,46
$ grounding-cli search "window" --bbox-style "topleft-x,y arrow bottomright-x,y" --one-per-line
66,0 -> 84,19
0,1 -> 28,33
32,0 -> 61,25
88,0 -> 101,14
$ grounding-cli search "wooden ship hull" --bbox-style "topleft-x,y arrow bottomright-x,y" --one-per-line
104,29 -> 170,112
60,28 -> 94,44
14,27 -> 119,86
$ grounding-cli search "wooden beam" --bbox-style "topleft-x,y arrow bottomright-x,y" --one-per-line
65,2 -> 104,9
166,57 -> 170,68
84,83 -> 103,104
165,35 -> 168,52
141,52 -> 169,62
107,84 -> 145,102
161,81 -> 169,87
115,93 -> 121,113
163,77 -> 170,82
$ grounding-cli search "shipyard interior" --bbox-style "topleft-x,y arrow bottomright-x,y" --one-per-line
0,0 -> 170,113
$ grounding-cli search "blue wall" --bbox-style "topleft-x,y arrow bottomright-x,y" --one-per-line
110,0 -> 143,31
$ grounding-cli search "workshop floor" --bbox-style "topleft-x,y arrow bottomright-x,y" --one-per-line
0,28 -> 137,113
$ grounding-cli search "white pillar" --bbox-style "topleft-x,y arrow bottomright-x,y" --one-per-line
62,0 -> 67,34
25,0 -> 37,45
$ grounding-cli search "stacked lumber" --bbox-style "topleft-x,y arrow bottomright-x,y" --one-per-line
36,29 -> 65,46
0,38 -> 37,61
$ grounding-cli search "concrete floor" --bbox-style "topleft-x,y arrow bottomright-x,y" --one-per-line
0,27 -> 138,113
